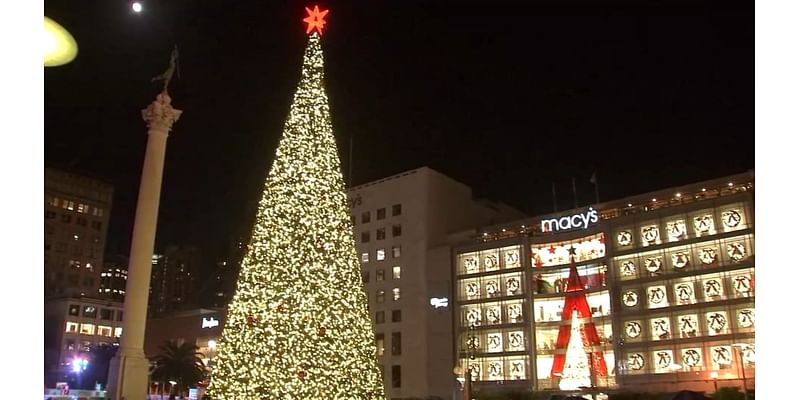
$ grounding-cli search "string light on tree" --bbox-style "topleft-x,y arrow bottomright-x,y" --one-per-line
206,6 -> 385,399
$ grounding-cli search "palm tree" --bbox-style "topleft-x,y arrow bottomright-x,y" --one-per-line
150,340 -> 207,400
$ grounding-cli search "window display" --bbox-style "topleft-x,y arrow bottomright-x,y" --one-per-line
486,306 -> 502,325
508,331 -> 525,351
506,276 -> 521,295
666,219 -> 687,242
646,285 -> 668,308
487,361 -> 503,380
620,259 -> 637,277
463,254 -> 479,274
627,353 -> 645,371
682,348 -> 702,368
653,350 -> 674,372
485,253 -> 500,272
671,252 -> 690,269
487,333 -> 503,353
641,225 -> 660,246
508,303 -> 523,323
698,247 -> 718,266
622,290 -> 639,307
703,278 -> 723,299
736,308 -> 755,328
504,248 -> 521,268
692,213 -> 715,237
740,344 -> 755,365
678,314 -> 699,338
486,279 -> 501,297
726,242 -> 746,262
644,257 -> 663,274
532,264 -> 607,294
674,282 -> 695,304
465,281 -> 480,299
624,321 -> 643,339
732,274 -> 752,294
721,208 -> 745,232
706,311 -> 728,336
466,308 -> 481,326
530,234 -> 606,267
509,359 -> 526,379
617,230 -> 633,247
650,317 -> 671,340
710,345 -> 733,367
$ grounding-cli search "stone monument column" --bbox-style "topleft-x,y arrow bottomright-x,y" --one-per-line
107,91 -> 181,400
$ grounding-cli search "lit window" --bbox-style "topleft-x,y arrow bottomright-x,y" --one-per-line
63,200 -> 74,211
377,269 -> 385,281
377,249 -> 386,261
83,306 -> 97,318
49,197 -> 60,207
392,246 -> 401,258
392,204 -> 402,216
392,224 -> 402,237
68,305 -> 80,316
375,333 -> 385,356
392,288 -> 401,301
114,327 -> 123,338
97,325 -> 113,337
77,204 -> 88,214
65,322 -> 79,333
361,252 -> 369,263
376,290 -> 385,303
79,323 -> 96,335
392,266 -> 401,279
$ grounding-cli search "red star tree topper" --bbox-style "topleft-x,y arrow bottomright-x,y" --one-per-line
303,5 -> 329,35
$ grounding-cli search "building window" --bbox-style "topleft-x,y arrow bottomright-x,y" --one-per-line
77,204 -> 89,214
377,249 -> 386,261
361,252 -> 370,263
97,325 -> 113,337
65,340 -> 76,351
79,323 -> 96,335
377,208 -> 386,220
61,214 -> 72,223
361,231 -> 370,243
361,271 -> 370,284
48,196 -> 59,207
376,228 -> 386,240
362,211 -> 371,224
68,304 -> 80,316
392,246 -> 401,258
376,311 -> 385,324
83,306 -> 97,318
392,309 -> 402,322
117,311 -> 123,321
91,221 -> 103,230
377,269 -> 385,281
114,327 -> 123,338
76,217 -> 87,227
63,200 -> 75,211
391,332 -> 402,355
391,365 -> 402,388
392,266 -> 401,279
100,309 -> 114,320
80,341 -> 92,352
92,207 -> 104,217
45,211 -> 57,219
392,288 -> 401,301
65,322 -> 79,333
392,204 -> 402,216
392,224 -> 402,237
375,333 -> 385,356
376,290 -> 385,303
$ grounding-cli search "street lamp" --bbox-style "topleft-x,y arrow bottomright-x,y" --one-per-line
733,343 -> 752,400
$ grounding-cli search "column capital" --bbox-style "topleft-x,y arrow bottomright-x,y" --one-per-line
142,91 -> 182,133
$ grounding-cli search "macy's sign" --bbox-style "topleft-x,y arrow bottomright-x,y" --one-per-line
541,208 -> 599,232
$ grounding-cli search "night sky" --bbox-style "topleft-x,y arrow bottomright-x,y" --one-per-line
44,0 -> 754,261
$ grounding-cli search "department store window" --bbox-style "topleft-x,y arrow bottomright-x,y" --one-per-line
65,322 -> 79,333
377,208 -> 386,220
97,325 -> 113,337
79,323 -> 96,335
376,228 -> 386,240
362,211 -> 371,224
114,327 -> 123,338
392,204 -> 402,216
690,209 -> 716,237
392,224 -> 402,237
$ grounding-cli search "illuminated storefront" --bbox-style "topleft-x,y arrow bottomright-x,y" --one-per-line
454,173 -> 754,395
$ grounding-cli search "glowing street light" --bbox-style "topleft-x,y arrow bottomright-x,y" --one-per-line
44,17 -> 78,67
72,357 -> 88,373
131,1 -> 143,13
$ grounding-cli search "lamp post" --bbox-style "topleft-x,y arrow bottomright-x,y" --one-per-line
733,343 -> 751,400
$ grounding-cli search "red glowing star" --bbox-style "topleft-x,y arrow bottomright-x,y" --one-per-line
303,5 -> 329,35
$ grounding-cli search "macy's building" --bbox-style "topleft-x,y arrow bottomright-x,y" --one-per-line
452,171 -> 754,395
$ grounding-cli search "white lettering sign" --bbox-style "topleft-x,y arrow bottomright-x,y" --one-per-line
541,208 -> 599,233
430,297 -> 449,309
202,317 -> 220,329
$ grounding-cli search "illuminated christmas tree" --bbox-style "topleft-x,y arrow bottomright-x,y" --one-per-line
558,313 -> 591,391
206,7 -> 386,399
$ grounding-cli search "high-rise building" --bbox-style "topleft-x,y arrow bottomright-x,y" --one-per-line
453,172 -> 755,396
148,245 -> 202,316
99,254 -> 128,302
45,167 -> 113,299
348,167 -> 526,399
199,238 -> 246,309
